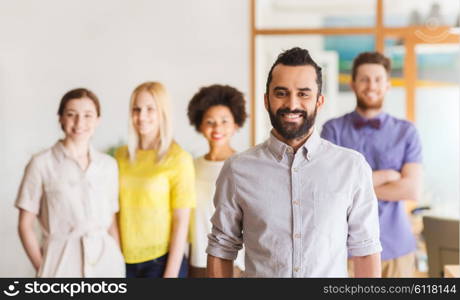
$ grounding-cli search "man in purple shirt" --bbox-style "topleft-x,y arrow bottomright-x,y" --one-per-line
321,52 -> 423,277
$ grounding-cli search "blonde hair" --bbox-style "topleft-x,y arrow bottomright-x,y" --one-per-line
128,81 -> 173,163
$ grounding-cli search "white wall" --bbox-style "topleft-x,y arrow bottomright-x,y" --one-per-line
0,0 -> 249,277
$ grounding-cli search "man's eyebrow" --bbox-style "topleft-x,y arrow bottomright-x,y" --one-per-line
298,87 -> 312,92
273,86 -> 313,92
273,86 -> 288,91
273,86 -> 313,91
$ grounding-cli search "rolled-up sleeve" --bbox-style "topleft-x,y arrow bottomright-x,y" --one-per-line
403,124 -> 422,164
206,159 -> 243,261
347,156 -> 382,257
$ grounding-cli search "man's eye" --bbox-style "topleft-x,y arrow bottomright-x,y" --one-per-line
133,108 -> 141,113
299,92 -> 309,98
275,91 -> 287,97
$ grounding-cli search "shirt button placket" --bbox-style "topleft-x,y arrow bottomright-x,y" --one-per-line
291,164 -> 301,277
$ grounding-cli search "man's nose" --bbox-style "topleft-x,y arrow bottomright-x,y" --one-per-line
286,94 -> 300,111
369,80 -> 377,90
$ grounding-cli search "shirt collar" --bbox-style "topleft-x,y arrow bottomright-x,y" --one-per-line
52,140 -> 99,164
301,128 -> 321,160
350,110 -> 387,123
267,128 -> 321,162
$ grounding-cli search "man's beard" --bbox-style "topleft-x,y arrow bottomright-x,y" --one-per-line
268,101 -> 317,140
356,96 -> 384,110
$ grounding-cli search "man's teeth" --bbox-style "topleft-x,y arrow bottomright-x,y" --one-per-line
285,113 -> 301,119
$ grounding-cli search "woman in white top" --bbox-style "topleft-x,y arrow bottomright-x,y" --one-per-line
187,84 -> 247,277
16,88 -> 125,277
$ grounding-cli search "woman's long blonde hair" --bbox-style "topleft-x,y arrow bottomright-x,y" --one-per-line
128,81 -> 173,163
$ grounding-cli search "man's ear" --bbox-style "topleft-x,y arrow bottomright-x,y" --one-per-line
349,80 -> 356,93
316,94 -> 325,111
386,75 -> 391,91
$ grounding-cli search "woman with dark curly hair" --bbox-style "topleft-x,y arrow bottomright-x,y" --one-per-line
187,84 -> 247,277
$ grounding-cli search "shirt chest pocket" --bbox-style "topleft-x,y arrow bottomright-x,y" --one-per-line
313,191 -> 349,232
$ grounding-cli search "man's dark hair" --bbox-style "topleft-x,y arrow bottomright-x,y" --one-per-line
187,84 -> 247,132
265,47 -> 322,96
351,51 -> 391,81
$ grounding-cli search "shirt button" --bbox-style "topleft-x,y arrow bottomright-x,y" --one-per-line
293,168 -> 298,172
294,233 -> 301,239
293,200 -> 299,205
294,267 -> 299,272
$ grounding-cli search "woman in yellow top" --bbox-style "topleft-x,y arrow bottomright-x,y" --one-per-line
115,81 -> 195,278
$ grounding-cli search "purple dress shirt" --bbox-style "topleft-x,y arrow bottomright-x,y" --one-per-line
321,111 -> 422,261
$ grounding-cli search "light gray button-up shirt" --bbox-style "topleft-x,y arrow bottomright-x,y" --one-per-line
206,130 -> 382,277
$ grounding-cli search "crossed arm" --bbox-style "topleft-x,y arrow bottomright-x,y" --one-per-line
372,163 -> 422,202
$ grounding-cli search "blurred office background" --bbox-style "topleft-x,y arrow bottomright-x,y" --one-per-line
0,0 -> 458,277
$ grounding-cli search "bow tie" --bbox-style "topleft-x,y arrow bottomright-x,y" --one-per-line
353,118 -> 381,130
